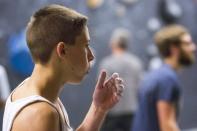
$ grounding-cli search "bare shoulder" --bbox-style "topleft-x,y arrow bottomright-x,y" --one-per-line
12,102 -> 60,131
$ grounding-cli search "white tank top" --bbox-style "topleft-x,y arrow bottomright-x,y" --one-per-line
2,82 -> 73,131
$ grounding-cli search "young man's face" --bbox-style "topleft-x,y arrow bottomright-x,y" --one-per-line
65,26 -> 94,84
178,34 -> 196,66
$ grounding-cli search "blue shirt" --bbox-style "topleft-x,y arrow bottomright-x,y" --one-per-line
132,64 -> 182,131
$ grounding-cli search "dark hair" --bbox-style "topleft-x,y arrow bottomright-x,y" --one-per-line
154,24 -> 188,58
26,4 -> 88,63
110,28 -> 130,50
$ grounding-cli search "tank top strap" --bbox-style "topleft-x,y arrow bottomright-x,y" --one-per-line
4,95 -> 61,131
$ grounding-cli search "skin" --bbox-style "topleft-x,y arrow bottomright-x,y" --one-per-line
0,99 -> 5,108
111,43 -> 126,56
11,26 -> 124,131
157,33 -> 196,131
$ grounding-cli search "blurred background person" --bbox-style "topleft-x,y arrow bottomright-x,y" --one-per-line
99,28 -> 144,131
132,25 -> 196,131
0,64 -> 10,130
0,65 -> 10,109
86,0 -> 104,9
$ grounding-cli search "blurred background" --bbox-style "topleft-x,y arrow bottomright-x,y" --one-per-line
0,0 -> 196,130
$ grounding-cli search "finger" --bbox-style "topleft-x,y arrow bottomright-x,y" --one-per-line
104,73 -> 120,90
116,84 -> 124,95
116,91 -> 123,97
115,78 -> 124,84
104,76 -> 114,87
113,93 -> 121,103
117,84 -> 125,91
104,72 -> 119,85
112,84 -> 117,93
96,70 -> 107,89
105,79 -> 113,87
117,88 -> 124,95
112,72 -> 119,79
116,86 -> 124,96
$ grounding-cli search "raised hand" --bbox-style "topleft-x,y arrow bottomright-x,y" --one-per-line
93,70 -> 124,112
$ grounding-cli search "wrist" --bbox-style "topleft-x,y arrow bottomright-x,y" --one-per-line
91,102 -> 108,115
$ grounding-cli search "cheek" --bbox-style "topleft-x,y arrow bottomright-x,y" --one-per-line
180,48 -> 193,60
83,49 -> 89,63
185,43 -> 196,52
74,50 -> 88,67
181,45 -> 191,54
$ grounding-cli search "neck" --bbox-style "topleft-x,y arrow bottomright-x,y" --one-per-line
27,64 -> 64,102
112,48 -> 126,56
164,57 -> 181,71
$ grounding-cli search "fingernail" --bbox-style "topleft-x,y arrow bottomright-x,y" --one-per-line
112,73 -> 119,78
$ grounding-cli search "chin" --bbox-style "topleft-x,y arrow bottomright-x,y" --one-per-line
67,80 -> 82,85
180,58 -> 194,67
67,75 -> 86,85
179,51 -> 195,67
68,81 -> 81,85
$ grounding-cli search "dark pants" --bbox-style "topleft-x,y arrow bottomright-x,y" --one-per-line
101,113 -> 134,131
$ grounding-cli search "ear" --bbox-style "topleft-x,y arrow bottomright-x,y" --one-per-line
171,45 -> 180,56
56,42 -> 68,59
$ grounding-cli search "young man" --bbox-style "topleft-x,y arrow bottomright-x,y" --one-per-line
99,28 -> 143,131
132,25 -> 196,131
3,4 -> 124,131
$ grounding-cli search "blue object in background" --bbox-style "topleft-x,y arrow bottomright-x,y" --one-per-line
7,30 -> 34,76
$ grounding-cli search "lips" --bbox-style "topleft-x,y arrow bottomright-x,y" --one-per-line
86,66 -> 91,74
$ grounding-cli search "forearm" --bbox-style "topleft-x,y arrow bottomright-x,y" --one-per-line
160,121 -> 180,131
76,103 -> 107,131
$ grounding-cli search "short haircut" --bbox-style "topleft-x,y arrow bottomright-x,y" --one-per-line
110,28 -> 131,50
154,24 -> 188,58
26,4 -> 88,63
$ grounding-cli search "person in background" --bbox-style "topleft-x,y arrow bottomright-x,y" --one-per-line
99,28 -> 144,131
0,65 -> 10,108
132,24 -> 196,131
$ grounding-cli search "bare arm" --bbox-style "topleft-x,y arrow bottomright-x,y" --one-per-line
76,103 -> 107,131
77,70 -> 124,131
0,99 -> 5,109
157,101 -> 180,131
12,102 -> 60,131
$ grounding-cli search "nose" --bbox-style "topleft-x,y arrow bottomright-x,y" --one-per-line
88,47 -> 95,62
191,42 -> 196,52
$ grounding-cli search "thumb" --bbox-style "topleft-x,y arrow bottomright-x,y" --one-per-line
96,70 -> 107,89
